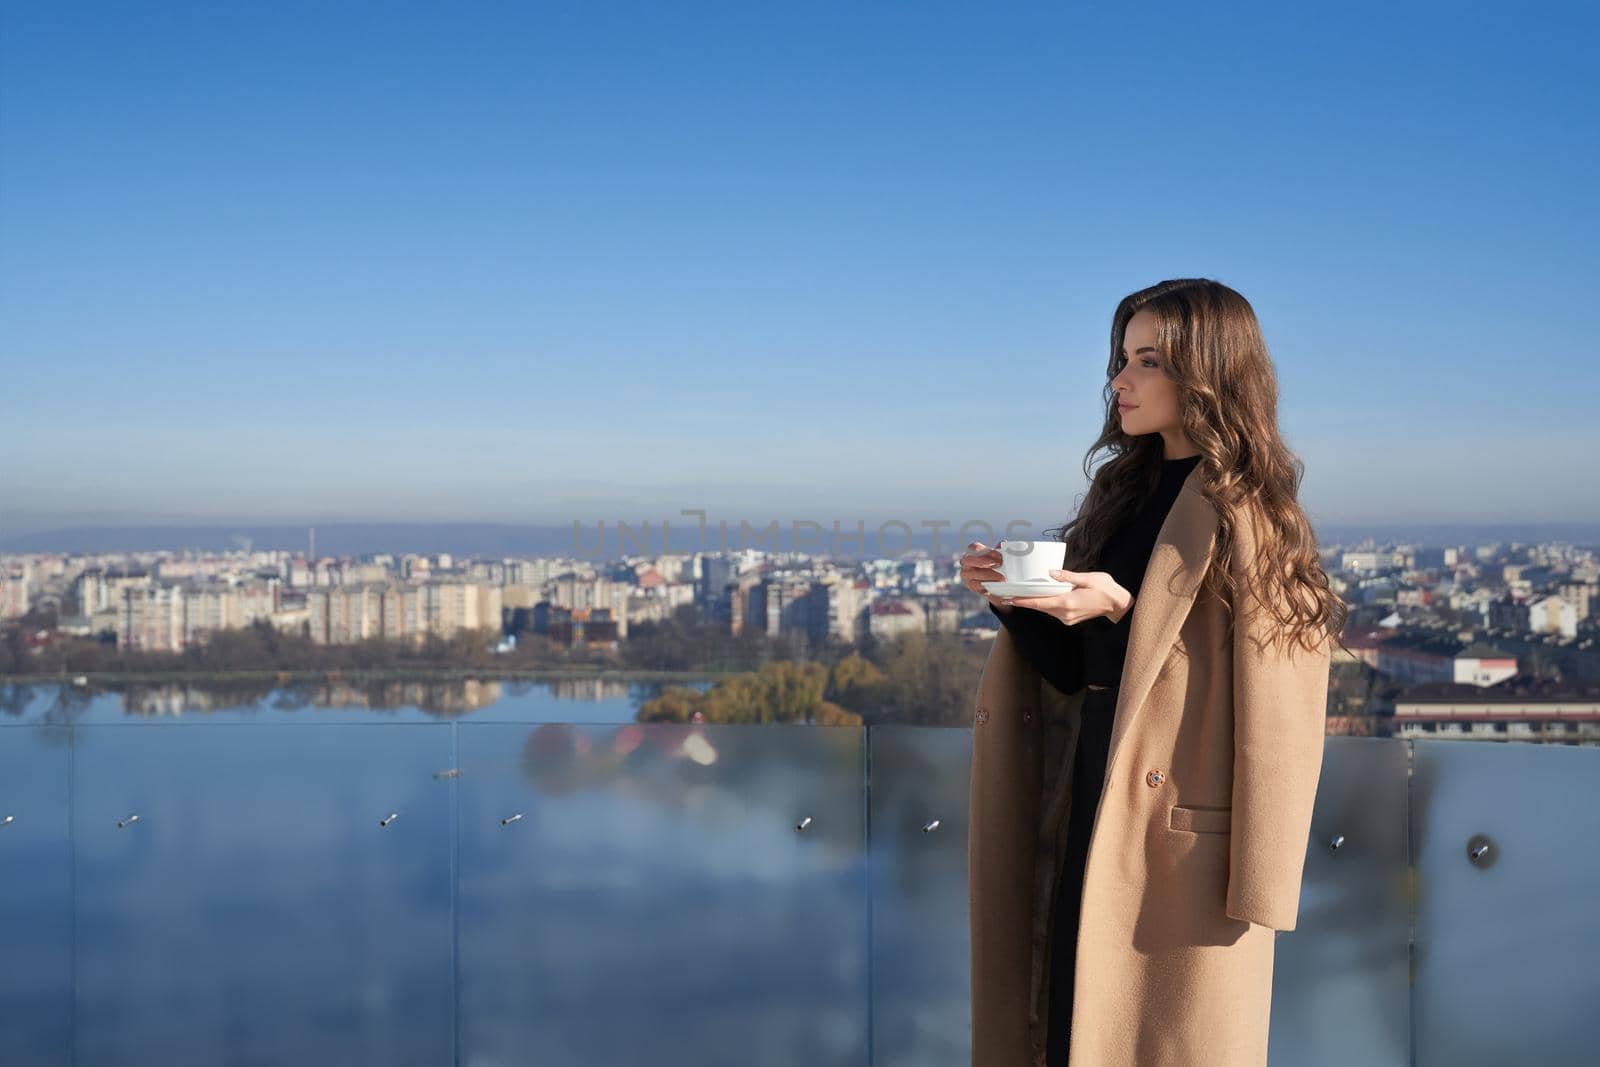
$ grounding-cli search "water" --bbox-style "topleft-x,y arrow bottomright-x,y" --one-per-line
0,676 -> 719,727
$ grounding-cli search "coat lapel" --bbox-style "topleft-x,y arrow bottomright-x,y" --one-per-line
1103,466 -> 1219,783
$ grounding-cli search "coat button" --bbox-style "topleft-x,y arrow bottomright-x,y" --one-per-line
975,708 -> 989,725
1022,708 -> 1034,722
1146,769 -> 1165,787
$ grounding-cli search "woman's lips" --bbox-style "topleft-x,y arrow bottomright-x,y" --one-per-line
1118,403 -> 1138,411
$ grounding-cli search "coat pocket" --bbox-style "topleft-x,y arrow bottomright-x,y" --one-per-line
1169,804 -> 1232,834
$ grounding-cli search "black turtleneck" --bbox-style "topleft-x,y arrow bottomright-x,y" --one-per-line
989,453 -> 1202,695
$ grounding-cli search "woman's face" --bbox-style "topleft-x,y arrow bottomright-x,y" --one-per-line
1110,308 -> 1187,450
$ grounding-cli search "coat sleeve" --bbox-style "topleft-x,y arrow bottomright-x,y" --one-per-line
1225,508 -> 1333,932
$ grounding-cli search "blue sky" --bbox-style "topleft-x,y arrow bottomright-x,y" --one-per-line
3,0 -> 1596,540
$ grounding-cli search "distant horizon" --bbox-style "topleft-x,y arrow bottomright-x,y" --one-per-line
3,518 -> 1595,561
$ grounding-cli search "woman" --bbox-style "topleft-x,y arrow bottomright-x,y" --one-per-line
959,278 -> 1348,1067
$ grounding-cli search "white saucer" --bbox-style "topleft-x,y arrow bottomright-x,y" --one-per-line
982,579 -> 1076,598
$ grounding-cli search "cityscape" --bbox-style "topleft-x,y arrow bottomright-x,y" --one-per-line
3,527 -> 1596,740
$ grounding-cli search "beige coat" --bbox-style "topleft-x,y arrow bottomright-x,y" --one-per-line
968,465 -> 1332,1066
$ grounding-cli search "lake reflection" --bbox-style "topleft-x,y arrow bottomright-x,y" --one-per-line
0,676 -> 718,727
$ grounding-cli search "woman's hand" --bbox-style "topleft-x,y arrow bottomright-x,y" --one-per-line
958,541 -> 1014,613
1002,568 -> 1135,626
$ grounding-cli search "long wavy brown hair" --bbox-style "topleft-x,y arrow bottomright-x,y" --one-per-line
1043,278 -> 1349,656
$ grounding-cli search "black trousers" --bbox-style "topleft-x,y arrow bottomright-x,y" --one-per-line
1045,683 -> 1118,1067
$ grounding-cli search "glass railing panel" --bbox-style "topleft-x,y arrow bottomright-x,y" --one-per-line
1411,739 -> 1600,1067
0,725 -> 73,1067
70,724 -> 456,1066
1269,736 -> 1411,1066
866,725 -> 973,1067
1,699 -> 1592,1066
455,723 -> 868,1067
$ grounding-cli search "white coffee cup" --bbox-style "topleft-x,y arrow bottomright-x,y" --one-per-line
997,539 -> 1068,584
